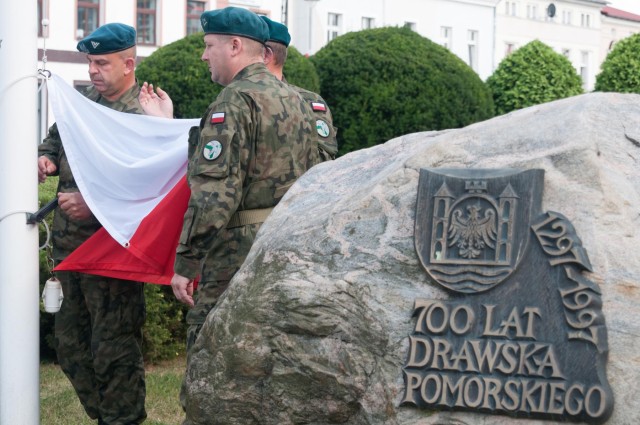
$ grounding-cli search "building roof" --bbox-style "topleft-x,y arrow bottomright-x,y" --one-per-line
602,6 -> 640,23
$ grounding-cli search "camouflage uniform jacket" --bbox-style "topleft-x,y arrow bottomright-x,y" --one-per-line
284,77 -> 338,161
38,84 -> 143,260
174,62 -> 318,280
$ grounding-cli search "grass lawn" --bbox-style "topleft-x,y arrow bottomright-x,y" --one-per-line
40,355 -> 186,425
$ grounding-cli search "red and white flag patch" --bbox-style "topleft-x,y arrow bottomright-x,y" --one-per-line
210,112 -> 225,124
311,102 -> 327,112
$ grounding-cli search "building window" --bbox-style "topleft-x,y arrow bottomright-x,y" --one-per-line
545,3 -> 556,22
580,51 -> 589,88
37,79 -> 47,145
77,0 -> 100,39
441,26 -> 452,50
74,81 -> 92,93
404,22 -> 416,31
327,13 -> 342,42
526,4 -> 537,20
137,0 -> 157,45
186,1 -> 205,35
468,30 -> 478,71
580,13 -> 590,28
505,42 -> 516,56
562,10 -> 572,25
362,17 -> 375,29
505,1 -> 517,16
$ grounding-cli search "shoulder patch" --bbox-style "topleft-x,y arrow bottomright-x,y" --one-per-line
316,119 -> 330,138
311,102 -> 327,112
203,140 -> 223,160
210,112 -> 225,124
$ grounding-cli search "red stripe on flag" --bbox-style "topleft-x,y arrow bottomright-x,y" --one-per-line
55,176 -> 196,285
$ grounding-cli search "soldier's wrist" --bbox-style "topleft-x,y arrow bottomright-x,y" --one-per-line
174,255 -> 199,280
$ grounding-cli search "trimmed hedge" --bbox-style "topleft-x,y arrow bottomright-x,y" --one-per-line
487,40 -> 583,115
136,32 -> 222,119
311,26 -> 495,155
595,33 -> 640,93
136,33 -> 321,118
283,46 -> 321,93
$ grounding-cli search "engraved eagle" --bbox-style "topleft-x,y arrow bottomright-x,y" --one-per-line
448,204 -> 497,259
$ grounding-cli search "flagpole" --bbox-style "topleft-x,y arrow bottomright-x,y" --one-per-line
0,0 -> 41,423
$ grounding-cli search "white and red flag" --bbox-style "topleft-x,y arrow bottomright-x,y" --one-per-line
47,74 -> 200,284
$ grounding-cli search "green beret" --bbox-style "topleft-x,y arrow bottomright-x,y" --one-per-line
77,23 -> 136,54
200,7 -> 268,44
260,16 -> 291,47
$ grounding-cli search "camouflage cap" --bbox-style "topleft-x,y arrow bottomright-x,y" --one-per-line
200,7 -> 268,44
77,23 -> 136,54
260,16 -> 291,47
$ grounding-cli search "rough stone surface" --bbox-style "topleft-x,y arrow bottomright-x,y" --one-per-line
184,93 -> 640,425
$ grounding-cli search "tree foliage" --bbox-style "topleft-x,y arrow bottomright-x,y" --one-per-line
136,32 -> 221,119
487,40 -> 583,116
311,26 -> 494,155
283,46 -> 321,93
595,33 -> 640,93
136,33 -> 321,118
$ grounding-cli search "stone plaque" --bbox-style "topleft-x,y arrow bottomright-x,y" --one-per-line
403,168 -> 613,423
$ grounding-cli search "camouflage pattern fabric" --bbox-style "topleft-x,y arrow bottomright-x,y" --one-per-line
54,269 -> 146,424
39,84 -> 147,424
291,84 -> 338,161
174,62 -> 318,346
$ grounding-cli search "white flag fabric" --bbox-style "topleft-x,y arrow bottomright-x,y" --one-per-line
46,73 -> 199,247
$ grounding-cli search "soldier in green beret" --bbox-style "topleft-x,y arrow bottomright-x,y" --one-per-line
140,4 -> 318,375
38,23 -> 147,425
261,15 -> 339,161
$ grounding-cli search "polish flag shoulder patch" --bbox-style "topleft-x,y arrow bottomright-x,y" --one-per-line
311,102 -> 327,112
210,112 -> 225,124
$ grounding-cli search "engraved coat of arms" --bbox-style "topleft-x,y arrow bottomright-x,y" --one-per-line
415,168 -> 544,293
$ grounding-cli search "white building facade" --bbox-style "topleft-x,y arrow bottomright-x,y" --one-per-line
36,0 -> 640,121
495,0 -> 606,90
600,6 -> 640,65
286,0 -> 497,80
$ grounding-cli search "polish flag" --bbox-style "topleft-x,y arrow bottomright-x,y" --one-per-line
210,112 -> 225,124
46,74 -> 200,284
311,102 -> 326,112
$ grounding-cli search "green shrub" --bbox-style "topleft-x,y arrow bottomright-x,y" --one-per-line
311,26 -> 494,155
142,284 -> 188,363
283,46 -> 321,93
595,33 -> 640,93
136,34 -> 322,118
136,32 -> 222,119
487,40 -> 583,115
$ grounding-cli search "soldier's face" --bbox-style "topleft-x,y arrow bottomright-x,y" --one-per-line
86,52 -> 128,99
201,34 -> 233,86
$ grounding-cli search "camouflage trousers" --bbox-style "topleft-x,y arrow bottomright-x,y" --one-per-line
54,269 -> 147,425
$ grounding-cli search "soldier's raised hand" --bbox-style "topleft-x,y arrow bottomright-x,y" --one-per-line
139,82 -> 174,119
